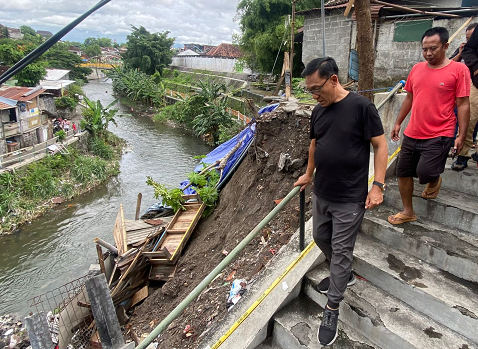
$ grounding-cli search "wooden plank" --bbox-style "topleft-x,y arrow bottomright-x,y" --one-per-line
344,0 -> 355,17
131,286 -> 149,307
149,264 -> 177,281
112,206 -> 126,255
448,17 -> 474,44
170,203 -> 205,263
121,205 -> 128,254
143,251 -> 168,259
166,229 -> 187,234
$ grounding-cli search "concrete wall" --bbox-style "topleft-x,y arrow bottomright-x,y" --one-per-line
171,56 -> 252,75
302,10 -> 353,83
303,13 -> 478,86
39,95 -> 56,115
374,17 -> 478,86
374,91 -> 411,155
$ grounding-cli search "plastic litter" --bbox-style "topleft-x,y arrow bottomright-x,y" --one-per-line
226,279 -> 247,311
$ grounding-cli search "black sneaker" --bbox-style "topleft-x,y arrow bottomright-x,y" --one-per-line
318,307 -> 339,346
317,271 -> 356,294
451,155 -> 470,171
471,152 -> 478,162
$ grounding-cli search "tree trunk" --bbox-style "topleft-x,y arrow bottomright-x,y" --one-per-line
355,0 -> 375,101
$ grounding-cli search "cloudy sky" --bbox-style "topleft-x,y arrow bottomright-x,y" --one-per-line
1,0 -> 241,46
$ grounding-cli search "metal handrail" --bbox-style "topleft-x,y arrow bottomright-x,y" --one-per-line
136,184 -> 304,349
136,80 -> 405,349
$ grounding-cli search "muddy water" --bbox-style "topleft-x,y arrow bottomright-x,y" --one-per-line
0,79 -> 211,316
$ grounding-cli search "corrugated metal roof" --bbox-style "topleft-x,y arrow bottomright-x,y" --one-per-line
0,86 -> 46,102
0,95 -> 17,107
0,102 -> 15,110
44,69 -> 70,81
352,5 -> 384,20
40,80 -> 75,90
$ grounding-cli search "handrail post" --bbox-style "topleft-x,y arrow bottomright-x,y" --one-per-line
299,190 -> 305,251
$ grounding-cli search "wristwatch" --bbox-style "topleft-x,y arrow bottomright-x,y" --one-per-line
373,181 -> 386,192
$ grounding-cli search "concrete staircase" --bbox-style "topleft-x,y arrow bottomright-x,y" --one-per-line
254,162 -> 478,349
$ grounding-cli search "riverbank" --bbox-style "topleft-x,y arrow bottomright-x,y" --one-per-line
0,131 -> 125,235
126,100 -> 315,349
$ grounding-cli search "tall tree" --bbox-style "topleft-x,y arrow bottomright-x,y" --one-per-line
43,43 -> 92,81
16,61 -> 47,86
355,0 -> 374,100
122,26 -> 174,75
236,0 -> 320,75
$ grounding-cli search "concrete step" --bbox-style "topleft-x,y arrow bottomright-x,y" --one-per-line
442,158 -> 478,197
254,338 -> 282,349
272,294 -> 377,349
383,179 -> 478,236
305,263 -> 477,349
353,233 -> 478,344
361,205 -> 478,283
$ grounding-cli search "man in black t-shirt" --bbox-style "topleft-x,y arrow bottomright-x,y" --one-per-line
294,57 -> 388,346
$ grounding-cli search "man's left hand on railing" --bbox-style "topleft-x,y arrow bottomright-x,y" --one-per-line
365,185 -> 383,209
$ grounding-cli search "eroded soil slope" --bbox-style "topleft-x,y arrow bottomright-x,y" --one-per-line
129,101 -> 315,348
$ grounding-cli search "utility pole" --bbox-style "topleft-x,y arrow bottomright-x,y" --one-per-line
355,0 -> 375,100
291,0 -> 299,79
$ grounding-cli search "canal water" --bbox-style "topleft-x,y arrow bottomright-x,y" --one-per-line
0,79 -> 211,316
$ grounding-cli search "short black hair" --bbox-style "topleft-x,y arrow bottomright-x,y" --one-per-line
467,23 -> 478,32
301,57 -> 339,78
421,27 -> 449,46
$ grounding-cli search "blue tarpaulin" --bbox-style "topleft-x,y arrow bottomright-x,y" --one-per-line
180,103 -> 280,194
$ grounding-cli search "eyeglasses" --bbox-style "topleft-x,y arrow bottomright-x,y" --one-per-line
306,75 -> 331,95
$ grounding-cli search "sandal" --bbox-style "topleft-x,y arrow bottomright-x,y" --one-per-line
388,212 -> 417,225
422,176 -> 442,199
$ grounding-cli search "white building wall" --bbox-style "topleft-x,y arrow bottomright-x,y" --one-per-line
171,56 -> 252,74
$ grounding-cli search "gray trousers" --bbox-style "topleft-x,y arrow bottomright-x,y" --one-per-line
312,194 -> 366,308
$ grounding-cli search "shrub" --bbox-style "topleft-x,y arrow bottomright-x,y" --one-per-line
88,137 -> 114,160
55,96 -> 77,110
55,130 -> 66,141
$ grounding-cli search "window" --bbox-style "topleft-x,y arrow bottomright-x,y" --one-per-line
394,20 -> 433,42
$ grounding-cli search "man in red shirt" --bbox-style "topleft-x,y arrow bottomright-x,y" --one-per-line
388,27 -> 470,225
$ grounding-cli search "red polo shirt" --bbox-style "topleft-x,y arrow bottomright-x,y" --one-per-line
404,61 -> 470,139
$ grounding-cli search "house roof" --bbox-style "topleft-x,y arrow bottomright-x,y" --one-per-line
0,96 -> 17,110
44,69 -> 70,81
40,79 -> 75,90
36,30 -> 53,37
177,49 -> 200,56
207,43 -> 242,58
0,86 -> 46,102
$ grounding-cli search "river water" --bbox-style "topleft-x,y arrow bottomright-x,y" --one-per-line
0,79 -> 211,317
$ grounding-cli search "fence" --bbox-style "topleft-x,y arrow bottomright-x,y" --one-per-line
0,131 -> 84,172
27,274 -> 101,349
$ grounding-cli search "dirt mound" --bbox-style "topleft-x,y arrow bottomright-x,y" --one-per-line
129,100 -> 315,348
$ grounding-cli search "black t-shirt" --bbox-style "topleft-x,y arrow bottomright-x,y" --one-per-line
309,92 -> 384,202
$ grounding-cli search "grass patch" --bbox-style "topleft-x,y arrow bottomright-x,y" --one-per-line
0,132 -> 123,234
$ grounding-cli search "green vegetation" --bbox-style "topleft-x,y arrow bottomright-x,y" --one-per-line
108,67 -> 166,107
81,95 -> 118,138
122,25 -> 175,75
235,0 -> 320,74
146,159 -> 221,217
54,130 -> 66,142
0,133 -> 124,234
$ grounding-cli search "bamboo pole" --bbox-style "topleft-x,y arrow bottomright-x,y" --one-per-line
448,17 -> 475,44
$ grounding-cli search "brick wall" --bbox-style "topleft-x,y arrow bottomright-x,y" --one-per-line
302,10 -> 353,83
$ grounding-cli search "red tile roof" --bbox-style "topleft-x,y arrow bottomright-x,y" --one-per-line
0,86 -> 46,102
207,43 -> 242,58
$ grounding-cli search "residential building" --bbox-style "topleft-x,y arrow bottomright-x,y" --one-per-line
298,1 -> 478,85
7,27 -> 23,40
0,86 -> 51,155
36,30 -> 53,39
68,46 -> 82,56
172,43 -> 250,74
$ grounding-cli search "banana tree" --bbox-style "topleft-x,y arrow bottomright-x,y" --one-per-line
80,95 -> 118,138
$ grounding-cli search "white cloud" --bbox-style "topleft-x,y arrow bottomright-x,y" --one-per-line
0,0 -> 241,45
